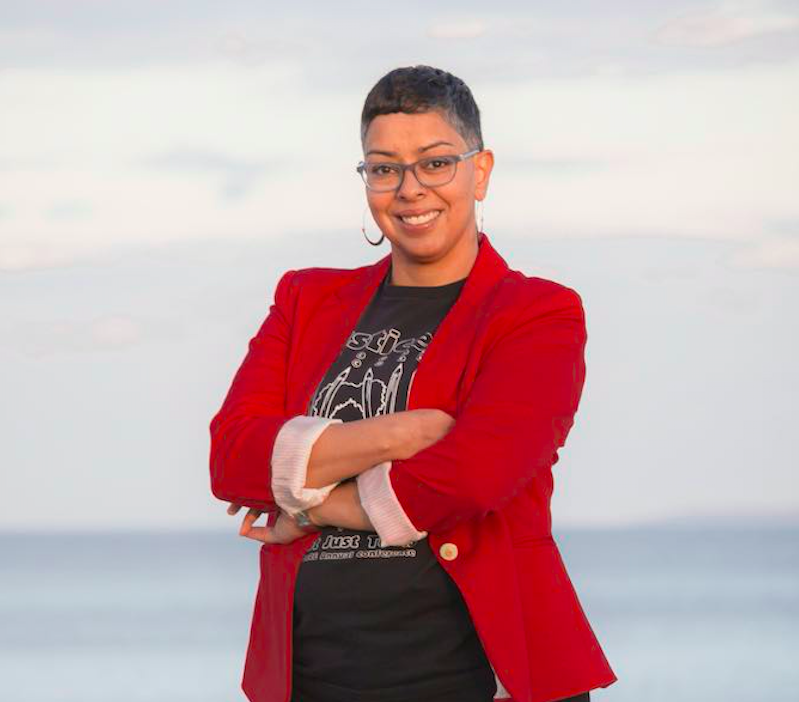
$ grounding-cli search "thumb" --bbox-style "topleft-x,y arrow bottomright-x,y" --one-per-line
241,524 -> 280,544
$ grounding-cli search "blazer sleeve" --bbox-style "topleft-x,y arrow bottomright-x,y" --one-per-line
209,269 -> 341,511
357,285 -> 587,545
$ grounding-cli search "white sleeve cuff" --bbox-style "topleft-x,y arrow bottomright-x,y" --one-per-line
271,415 -> 343,517
356,460 -> 428,548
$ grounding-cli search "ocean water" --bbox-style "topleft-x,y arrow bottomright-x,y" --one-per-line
1,526 -> 796,702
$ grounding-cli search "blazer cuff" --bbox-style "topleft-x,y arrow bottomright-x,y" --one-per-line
271,415 -> 343,517
356,461 -> 429,548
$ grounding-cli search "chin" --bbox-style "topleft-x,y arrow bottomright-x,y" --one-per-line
404,233 -> 454,259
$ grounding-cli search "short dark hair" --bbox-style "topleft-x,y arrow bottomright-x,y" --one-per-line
360,65 -> 484,153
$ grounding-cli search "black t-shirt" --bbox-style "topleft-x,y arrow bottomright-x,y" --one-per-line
291,265 -> 498,702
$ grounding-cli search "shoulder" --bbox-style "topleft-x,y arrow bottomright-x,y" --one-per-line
480,270 -> 587,351
496,268 -> 585,314
272,261 -> 375,305
291,263 -> 367,289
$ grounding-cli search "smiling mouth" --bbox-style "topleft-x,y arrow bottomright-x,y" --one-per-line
397,210 -> 442,225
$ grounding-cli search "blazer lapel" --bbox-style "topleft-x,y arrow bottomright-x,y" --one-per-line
407,232 -> 510,413
289,252 -> 391,416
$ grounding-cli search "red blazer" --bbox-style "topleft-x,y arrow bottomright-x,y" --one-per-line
209,231 -> 618,702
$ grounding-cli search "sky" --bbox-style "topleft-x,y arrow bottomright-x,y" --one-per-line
1,0 -> 797,531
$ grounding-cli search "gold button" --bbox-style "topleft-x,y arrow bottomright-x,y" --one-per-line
439,542 -> 458,561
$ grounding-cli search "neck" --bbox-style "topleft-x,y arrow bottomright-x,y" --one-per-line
389,229 -> 481,287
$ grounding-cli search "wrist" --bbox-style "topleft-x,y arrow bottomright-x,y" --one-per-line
306,503 -> 326,529
290,507 -> 321,533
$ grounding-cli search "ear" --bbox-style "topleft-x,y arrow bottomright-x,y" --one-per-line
473,149 -> 494,201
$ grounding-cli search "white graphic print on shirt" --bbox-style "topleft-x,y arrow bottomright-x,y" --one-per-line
309,326 -> 431,419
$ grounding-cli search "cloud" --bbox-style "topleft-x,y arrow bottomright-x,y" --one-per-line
655,5 -> 799,47
702,285 -> 763,313
143,148 -> 285,200
2,16 -> 797,272
426,18 -> 488,40
726,236 -> 799,270
45,200 -> 93,221
0,242 -> 84,272
499,155 -> 610,175
2,314 -> 186,357
91,316 -> 142,347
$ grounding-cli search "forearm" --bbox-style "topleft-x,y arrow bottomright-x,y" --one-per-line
304,414 -> 405,489
307,480 -> 375,531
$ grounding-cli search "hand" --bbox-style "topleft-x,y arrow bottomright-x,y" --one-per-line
392,408 -> 456,460
227,503 -> 317,544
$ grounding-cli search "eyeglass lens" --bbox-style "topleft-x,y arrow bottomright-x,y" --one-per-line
363,156 -> 457,191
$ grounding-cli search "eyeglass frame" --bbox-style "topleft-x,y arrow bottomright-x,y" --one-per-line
356,148 -> 481,192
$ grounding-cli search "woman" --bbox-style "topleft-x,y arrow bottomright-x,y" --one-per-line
211,66 -> 617,702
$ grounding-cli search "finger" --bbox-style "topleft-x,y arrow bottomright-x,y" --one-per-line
227,503 -> 242,515
241,525 -> 281,544
239,508 -> 262,536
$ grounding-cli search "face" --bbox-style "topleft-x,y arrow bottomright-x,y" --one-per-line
361,111 -> 493,261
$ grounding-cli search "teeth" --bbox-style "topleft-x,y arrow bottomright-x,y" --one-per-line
400,210 -> 440,225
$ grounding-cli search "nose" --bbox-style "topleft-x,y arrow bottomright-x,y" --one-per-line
396,164 -> 426,199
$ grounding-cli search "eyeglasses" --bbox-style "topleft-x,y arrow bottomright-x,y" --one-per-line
356,148 -> 481,192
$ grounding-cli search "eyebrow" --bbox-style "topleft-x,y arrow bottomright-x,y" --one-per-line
366,140 -> 456,157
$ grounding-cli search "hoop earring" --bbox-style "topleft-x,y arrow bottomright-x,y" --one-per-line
362,207 -> 385,246
475,199 -> 485,233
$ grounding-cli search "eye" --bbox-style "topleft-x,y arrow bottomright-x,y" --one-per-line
420,157 -> 453,171
368,163 -> 400,177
